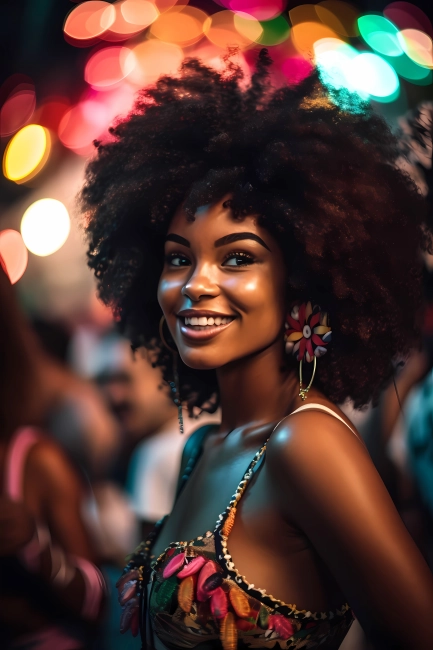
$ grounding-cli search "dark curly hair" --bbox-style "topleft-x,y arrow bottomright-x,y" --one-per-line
80,50 -> 430,414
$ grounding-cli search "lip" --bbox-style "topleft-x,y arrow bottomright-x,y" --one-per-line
177,309 -> 235,318
177,316 -> 236,342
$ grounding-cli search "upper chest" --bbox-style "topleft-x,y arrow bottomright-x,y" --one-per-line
151,428 -> 295,558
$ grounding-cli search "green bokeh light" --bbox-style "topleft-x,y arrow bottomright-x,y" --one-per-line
358,15 -> 402,57
255,15 -> 290,46
384,51 -> 432,84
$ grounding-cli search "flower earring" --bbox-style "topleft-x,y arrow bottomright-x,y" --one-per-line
159,315 -> 184,434
284,302 -> 332,400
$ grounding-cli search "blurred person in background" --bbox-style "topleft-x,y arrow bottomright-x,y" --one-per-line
0,260 -> 106,649
70,327 -> 218,650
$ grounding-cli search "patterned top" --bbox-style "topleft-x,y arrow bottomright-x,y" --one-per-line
118,406 -> 355,649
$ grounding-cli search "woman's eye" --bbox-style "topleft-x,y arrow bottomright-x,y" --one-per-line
222,252 -> 255,267
166,253 -> 190,267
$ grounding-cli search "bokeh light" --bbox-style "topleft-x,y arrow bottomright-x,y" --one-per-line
398,29 -> 433,68
358,15 -> 402,57
291,21 -> 339,58
384,2 -> 432,37
102,0 -> 159,41
227,1 -> 284,22
21,199 -> 71,257
255,15 -> 290,47
3,124 -> 51,184
150,6 -> 208,47
352,52 -> 400,101
314,38 -> 359,92
282,57 -> 314,84
121,0 -> 159,27
0,230 -> 28,284
204,10 -> 262,50
315,1 -> 360,37
36,97 -> 71,132
58,100 -> 107,155
85,47 -> 134,89
125,39 -> 184,86
387,50 -> 432,83
0,80 -> 36,137
64,1 -> 115,44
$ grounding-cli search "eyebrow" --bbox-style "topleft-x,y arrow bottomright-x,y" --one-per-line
165,232 -> 271,251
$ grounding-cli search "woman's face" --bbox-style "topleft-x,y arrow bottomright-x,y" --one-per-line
158,198 -> 287,370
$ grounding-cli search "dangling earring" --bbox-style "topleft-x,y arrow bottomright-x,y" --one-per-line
284,301 -> 332,401
159,315 -> 184,434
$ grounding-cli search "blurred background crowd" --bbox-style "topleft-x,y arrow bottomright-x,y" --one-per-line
1,0 -> 433,648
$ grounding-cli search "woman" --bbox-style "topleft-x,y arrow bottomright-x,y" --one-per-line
81,52 -> 433,649
0,262 -> 105,649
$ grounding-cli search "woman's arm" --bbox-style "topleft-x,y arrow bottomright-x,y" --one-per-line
0,438 -> 105,620
268,410 -> 433,650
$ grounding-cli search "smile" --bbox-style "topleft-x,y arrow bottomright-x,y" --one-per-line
177,314 -> 236,341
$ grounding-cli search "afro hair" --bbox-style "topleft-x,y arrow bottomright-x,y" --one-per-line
80,50 -> 430,414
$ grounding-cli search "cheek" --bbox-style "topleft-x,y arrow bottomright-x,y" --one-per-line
157,276 -> 181,313
224,271 -> 284,317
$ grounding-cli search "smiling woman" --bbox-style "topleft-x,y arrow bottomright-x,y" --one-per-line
80,51 -> 433,649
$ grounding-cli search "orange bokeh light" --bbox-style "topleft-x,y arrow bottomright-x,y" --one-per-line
85,47 -> 135,89
102,0 -> 159,41
204,10 -> 262,50
291,21 -> 340,58
121,0 -> 159,26
126,39 -> 184,86
150,6 -> 208,47
0,230 -> 28,284
64,1 -> 115,43
316,1 -> 360,37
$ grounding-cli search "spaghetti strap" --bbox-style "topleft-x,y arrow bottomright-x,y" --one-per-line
289,402 -> 358,437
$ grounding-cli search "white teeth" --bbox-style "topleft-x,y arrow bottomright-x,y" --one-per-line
183,316 -> 233,327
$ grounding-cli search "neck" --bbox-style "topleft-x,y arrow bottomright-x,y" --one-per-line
216,341 -> 299,432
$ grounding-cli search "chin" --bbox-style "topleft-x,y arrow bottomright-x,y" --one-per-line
178,348 -> 228,371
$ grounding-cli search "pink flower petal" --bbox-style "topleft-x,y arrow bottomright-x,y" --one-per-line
163,551 -> 186,579
310,312 -> 320,328
210,587 -> 228,619
312,334 -> 324,347
306,338 -> 314,359
177,555 -> 206,578
268,614 -> 295,640
197,560 -> 219,602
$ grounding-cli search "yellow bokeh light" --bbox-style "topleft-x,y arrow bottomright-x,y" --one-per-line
3,124 -> 51,184
21,199 -> 71,257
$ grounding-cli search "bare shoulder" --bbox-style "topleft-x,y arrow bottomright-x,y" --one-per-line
266,405 -> 372,499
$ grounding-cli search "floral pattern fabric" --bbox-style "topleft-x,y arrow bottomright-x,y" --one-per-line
119,437 -> 353,650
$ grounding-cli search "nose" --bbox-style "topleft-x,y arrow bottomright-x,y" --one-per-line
181,264 -> 219,302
